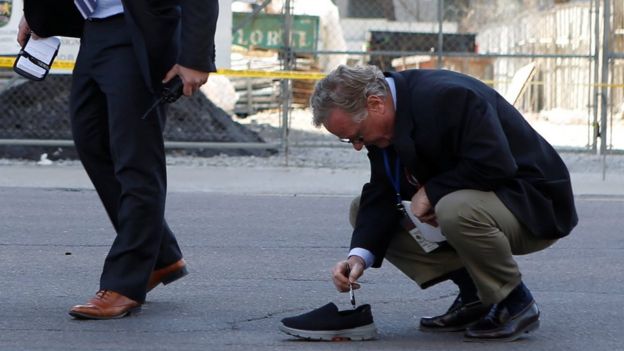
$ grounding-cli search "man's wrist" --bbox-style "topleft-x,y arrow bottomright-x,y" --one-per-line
347,255 -> 365,267
347,248 -> 375,269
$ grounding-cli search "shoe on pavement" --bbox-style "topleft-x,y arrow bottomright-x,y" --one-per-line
279,302 -> 377,341
420,295 -> 491,332
69,290 -> 141,320
147,258 -> 188,292
464,300 -> 540,342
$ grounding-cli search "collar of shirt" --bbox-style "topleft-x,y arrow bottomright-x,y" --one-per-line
90,0 -> 124,19
384,76 -> 397,108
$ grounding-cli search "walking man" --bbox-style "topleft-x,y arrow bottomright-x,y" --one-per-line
17,0 -> 218,319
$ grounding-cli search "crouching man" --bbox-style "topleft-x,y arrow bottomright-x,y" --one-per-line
310,65 -> 578,342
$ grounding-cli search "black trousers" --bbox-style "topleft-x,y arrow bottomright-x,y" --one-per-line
69,15 -> 182,303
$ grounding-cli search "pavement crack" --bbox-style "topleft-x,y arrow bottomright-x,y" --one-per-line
224,306 -> 309,331
269,278 -> 325,282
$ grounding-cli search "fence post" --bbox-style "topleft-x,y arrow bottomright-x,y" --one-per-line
591,0 -> 601,153
437,0 -> 444,69
600,0 -> 611,179
281,0 -> 293,166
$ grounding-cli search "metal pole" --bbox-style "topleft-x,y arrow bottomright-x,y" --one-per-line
0,139 -> 281,149
600,0 -> 611,179
246,61 -> 253,115
591,0 -> 601,153
281,0 -> 293,166
437,0 -> 443,69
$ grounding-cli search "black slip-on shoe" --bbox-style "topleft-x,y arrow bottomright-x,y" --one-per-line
464,300 -> 540,342
279,303 -> 377,341
420,295 -> 492,332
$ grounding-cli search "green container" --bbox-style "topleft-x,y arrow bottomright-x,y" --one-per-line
232,11 -> 319,51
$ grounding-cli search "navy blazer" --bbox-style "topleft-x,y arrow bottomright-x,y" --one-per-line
23,0 -> 218,92
352,69 -> 578,268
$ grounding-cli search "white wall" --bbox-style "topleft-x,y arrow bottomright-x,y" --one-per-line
215,0 -> 232,69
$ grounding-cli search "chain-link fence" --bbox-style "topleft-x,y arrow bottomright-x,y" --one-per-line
282,0 -> 623,153
0,0 -> 622,158
608,0 -> 624,152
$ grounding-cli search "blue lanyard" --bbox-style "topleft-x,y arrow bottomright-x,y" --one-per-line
383,149 -> 402,207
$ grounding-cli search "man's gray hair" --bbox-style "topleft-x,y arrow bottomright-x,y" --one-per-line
310,65 -> 389,127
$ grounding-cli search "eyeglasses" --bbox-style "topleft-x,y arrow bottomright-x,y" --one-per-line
339,134 -> 364,144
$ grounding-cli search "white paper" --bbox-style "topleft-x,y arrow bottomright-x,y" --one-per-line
15,56 -> 47,78
14,36 -> 60,79
24,36 -> 60,64
401,200 -> 446,242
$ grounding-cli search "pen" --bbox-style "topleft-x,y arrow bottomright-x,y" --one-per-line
346,262 -> 356,309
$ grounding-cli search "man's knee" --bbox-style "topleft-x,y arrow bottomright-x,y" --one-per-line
435,190 -> 489,240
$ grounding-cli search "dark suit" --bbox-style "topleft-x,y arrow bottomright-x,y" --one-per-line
23,0 -> 218,302
352,69 -> 578,268
23,0 -> 217,91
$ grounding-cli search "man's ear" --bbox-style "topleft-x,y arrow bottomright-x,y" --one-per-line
366,95 -> 385,113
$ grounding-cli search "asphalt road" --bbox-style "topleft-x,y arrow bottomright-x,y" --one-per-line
1,187 -> 623,351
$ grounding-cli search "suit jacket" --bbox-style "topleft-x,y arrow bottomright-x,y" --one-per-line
23,0 -> 218,91
352,69 -> 578,268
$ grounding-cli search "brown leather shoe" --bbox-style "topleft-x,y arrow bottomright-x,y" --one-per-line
69,290 -> 141,320
147,258 -> 188,292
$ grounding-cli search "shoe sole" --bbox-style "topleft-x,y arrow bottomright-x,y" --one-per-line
148,266 -> 189,292
279,323 -> 377,341
419,321 -> 476,333
161,266 -> 189,286
463,319 -> 540,342
69,306 -> 142,320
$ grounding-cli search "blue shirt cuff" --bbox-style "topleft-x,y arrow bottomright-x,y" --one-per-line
348,248 -> 375,269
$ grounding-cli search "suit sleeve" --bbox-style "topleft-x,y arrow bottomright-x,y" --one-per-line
23,0 -> 84,38
179,0 -> 219,72
350,147 -> 402,268
425,87 -> 518,206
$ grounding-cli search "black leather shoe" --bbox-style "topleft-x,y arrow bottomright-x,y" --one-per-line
420,295 -> 491,332
464,300 -> 540,342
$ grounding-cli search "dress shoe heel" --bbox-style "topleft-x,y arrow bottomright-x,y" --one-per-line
147,259 -> 188,292
161,265 -> 188,285
420,296 -> 491,332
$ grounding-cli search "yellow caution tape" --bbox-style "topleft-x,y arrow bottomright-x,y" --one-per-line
0,56 -> 75,70
3,56 -> 624,87
216,68 -> 325,80
0,56 -> 326,80
0,56 -> 17,68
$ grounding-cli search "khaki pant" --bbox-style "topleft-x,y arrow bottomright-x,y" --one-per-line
349,190 -> 556,304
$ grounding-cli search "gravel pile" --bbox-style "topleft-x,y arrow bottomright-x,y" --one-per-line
0,76 -> 274,159
1,96 -> 622,174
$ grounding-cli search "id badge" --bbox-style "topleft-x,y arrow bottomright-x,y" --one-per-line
399,214 -> 440,253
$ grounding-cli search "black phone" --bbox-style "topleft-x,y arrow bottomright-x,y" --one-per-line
161,76 -> 184,103
141,76 -> 185,119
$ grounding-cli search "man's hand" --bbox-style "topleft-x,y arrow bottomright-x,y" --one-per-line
162,64 -> 210,97
331,255 -> 365,292
17,16 -> 39,47
410,186 -> 438,227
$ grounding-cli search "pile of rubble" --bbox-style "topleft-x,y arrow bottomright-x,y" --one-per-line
0,76 -> 275,160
